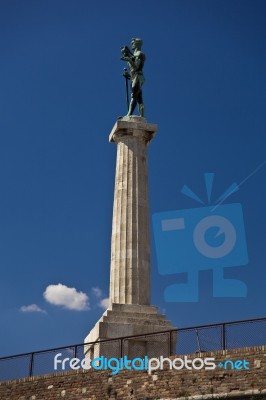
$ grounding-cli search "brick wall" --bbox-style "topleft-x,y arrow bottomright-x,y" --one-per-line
0,346 -> 265,400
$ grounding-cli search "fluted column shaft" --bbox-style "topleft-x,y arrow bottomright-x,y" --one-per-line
109,117 -> 157,305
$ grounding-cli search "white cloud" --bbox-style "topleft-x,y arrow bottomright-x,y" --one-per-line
43,283 -> 90,311
92,287 -> 103,298
20,304 -> 46,314
91,286 -> 109,309
99,297 -> 109,310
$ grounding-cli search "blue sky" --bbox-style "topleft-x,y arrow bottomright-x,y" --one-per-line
0,0 -> 265,357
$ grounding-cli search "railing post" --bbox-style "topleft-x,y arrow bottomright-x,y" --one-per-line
74,346 -> 78,358
196,329 -> 201,352
221,323 -> 226,350
29,353 -> 34,377
120,338 -> 123,358
167,331 -> 170,356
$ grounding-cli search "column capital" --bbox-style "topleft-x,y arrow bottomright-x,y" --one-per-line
109,116 -> 157,144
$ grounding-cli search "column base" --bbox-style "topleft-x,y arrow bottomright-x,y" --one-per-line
84,303 -> 175,359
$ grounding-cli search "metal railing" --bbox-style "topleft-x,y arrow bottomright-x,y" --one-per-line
0,316 -> 265,382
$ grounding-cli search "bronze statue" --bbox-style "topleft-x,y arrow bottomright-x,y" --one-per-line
121,38 -> 145,117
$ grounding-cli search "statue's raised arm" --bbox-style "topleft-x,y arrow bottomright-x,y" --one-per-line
121,38 -> 145,117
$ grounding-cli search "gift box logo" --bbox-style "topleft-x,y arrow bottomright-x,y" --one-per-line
152,173 -> 248,302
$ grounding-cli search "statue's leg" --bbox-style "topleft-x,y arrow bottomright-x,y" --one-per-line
127,95 -> 137,116
127,83 -> 138,116
137,90 -> 144,117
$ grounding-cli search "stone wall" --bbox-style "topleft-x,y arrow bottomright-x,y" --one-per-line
0,346 -> 265,400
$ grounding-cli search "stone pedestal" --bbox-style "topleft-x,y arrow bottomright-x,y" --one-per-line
84,116 -> 175,359
84,303 -> 174,359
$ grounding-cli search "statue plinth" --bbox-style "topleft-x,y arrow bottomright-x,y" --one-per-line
109,116 -> 157,144
84,117 -> 175,359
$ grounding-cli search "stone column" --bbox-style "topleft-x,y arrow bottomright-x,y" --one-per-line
84,117 -> 175,359
109,116 -> 157,305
